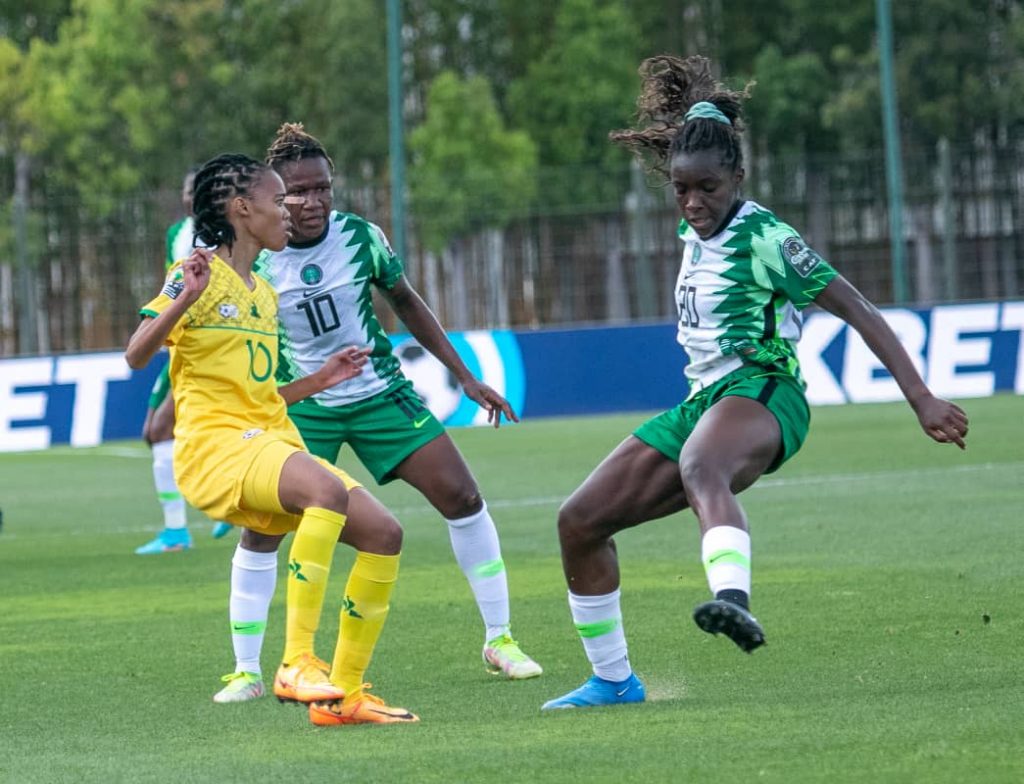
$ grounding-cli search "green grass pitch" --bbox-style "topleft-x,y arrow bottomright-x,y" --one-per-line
1,395 -> 1021,783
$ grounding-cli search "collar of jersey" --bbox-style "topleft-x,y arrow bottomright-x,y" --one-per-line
698,199 -> 746,242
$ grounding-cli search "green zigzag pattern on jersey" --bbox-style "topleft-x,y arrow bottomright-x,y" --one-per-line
253,251 -> 299,384
338,215 -> 400,380
711,208 -> 774,332
710,208 -> 796,368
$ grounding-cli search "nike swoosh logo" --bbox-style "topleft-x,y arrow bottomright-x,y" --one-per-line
616,687 -> 630,697
232,623 -> 262,633
301,288 -> 325,299
370,708 -> 416,719
412,415 -> 431,429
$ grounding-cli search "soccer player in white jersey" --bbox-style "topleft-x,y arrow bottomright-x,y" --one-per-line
211,123 -> 541,704
541,55 -> 969,710
135,167 -> 233,554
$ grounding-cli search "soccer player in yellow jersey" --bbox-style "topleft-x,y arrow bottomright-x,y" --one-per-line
125,153 -> 418,726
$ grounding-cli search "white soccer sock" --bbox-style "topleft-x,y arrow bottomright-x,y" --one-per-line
151,440 -> 186,529
446,502 -> 511,642
229,545 -> 278,676
701,525 -> 752,597
568,589 -> 632,682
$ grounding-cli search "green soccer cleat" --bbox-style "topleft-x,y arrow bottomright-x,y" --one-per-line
213,672 -> 265,704
483,634 -> 543,679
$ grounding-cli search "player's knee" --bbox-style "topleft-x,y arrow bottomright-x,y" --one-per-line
439,488 -> 483,520
358,516 -> 403,555
307,478 -> 350,515
678,457 -> 729,506
556,498 -> 600,550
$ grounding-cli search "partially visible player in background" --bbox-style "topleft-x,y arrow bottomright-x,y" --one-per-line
541,55 -> 969,711
127,153 -> 418,726
211,123 -> 541,704
135,167 -> 233,555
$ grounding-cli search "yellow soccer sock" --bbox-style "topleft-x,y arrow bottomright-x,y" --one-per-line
330,551 -> 401,698
282,507 -> 346,664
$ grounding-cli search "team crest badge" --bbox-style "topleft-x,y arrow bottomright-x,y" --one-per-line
780,236 -> 823,278
300,264 -> 323,285
161,269 -> 185,300
219,302 -> 239,319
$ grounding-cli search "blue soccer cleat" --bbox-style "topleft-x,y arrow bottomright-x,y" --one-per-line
134,527 -> 192,555
211,522 -> 233,539
541,673 -> 646,711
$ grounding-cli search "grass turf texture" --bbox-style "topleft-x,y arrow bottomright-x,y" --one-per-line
0,395 -> 1021,783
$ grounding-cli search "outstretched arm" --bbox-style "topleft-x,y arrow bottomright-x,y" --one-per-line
278,346 -> 371,405
382,277 -> 519,427
814,274 -> 968,448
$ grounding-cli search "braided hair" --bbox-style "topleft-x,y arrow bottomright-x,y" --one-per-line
191,153 -> 269,248
610,55 -> 752,179
265,122 -> 335,172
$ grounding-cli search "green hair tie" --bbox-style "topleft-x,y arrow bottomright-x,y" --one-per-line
684,101 -> 731,126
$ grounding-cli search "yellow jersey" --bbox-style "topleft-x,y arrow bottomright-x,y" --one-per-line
141,255 -> 306,522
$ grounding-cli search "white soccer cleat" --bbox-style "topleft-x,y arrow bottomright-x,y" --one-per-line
213,672 -> 265,704
483,634 -> 543,679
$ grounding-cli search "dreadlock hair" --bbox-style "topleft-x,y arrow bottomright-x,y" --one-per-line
265,122 -> 335,172
191,153 -> 269,248
610,55 -> 752,180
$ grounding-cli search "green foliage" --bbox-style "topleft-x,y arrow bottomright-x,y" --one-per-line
746,46 -> 831,152
409,71 -> 537,252
507,0 -> 641,210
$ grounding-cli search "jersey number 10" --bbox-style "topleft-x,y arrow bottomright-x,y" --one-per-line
297,294 -> 341,338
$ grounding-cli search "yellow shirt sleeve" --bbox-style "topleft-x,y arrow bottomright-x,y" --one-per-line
140,262 -> 187,345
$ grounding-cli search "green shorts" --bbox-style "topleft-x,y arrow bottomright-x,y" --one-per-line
148,364 -> 172,410
633,365 -> 810,474
287,379 -> 446,484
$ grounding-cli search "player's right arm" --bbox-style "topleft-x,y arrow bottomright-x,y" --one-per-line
126,249 -> 212,369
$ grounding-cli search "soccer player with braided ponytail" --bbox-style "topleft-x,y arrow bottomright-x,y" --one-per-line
542,55 -> 969,711
126,153 -> 418,726
208,123 -> 540,705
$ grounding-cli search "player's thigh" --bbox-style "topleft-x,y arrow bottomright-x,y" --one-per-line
148,395 -> 176,443
273,450 -> 351,515
561,435 -> 688,539
391,433 -> 480,518
680,395 -> 781,494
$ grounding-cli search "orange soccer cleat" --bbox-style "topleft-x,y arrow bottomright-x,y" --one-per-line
273,653 -> 345,703
309,685 -> 419,726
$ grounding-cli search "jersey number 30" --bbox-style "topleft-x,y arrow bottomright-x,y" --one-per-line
678,284 -> 700,328
297,294 -> 341,338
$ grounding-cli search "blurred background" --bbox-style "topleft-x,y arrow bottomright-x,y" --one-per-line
2,0 -> 1023,355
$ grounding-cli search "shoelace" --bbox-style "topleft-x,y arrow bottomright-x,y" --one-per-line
491,636 -> 529,662
220,672 -> 254,683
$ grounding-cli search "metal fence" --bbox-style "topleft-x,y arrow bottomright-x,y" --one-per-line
2,139 -> 1023,355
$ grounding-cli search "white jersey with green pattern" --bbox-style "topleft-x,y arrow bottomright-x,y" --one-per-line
165,216 -> 195,270
675,200 -> 838,396
254,211 -> 405,406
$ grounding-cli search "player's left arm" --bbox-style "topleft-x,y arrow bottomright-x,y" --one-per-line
278,345 -> 371,405
382,276 -> 518,426
813,274 -> 968,448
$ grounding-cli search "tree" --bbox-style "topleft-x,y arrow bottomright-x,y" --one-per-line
507,0 -> 641,211
409,70 -> 536,253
